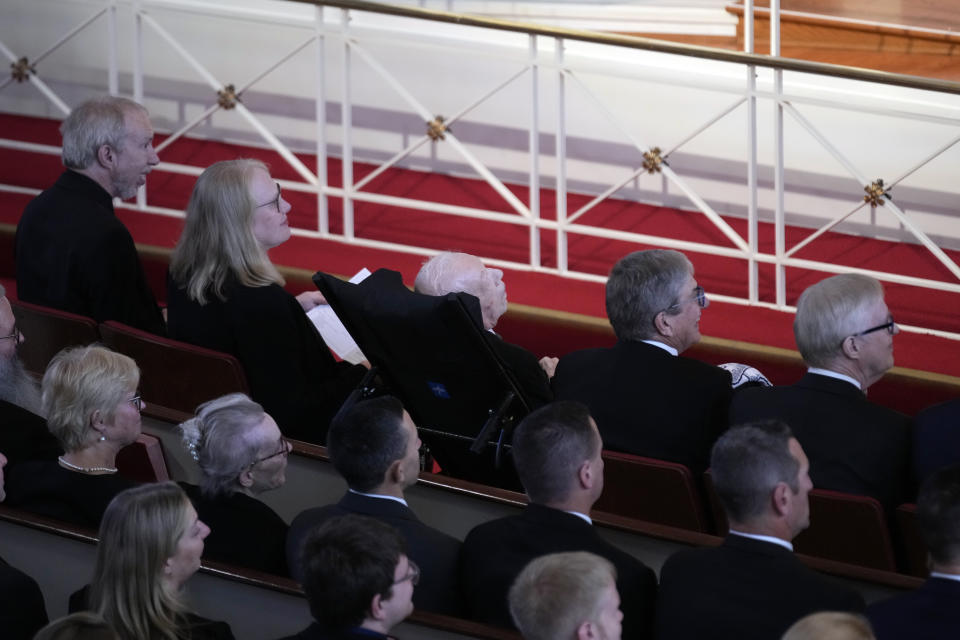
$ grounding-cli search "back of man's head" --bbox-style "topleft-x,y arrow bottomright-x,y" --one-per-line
327,396 -> 407,492
711,421 -> 799,525
781,612 -> 875,640
509,552 -> 620,640
605,249 -> 693,342
512,401 -> 599,505
60,96 -> 145,171
917,464 -> 960,570
301,514 -> 408,631
793,274 -> 883,368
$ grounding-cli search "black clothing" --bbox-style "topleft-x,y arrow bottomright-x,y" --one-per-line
0,399 -> 61,466
4,460 -> 137,529
730,372 -> 912,509
553,340 -> 732,473
15,170 -> 165,334
287,491 -> 462,616
166,274 -> 366,443
0,557 -> 48,640
656,534 -> 865,640
460,503 -> 657,639
181,482 -> 288,576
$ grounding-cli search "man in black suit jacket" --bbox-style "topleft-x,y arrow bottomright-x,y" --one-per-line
414,251 -> 554,408
730,274 -> 911,509
656,422 -> 864,640
868,464 -> 960,639
15,96 -> 165,335
460,401 -> 657,639
287,396 -> 462,616
913,397 -> 960,485
552,249 -> 731,473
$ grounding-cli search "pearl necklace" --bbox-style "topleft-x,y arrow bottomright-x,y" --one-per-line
58,456 -> 118,475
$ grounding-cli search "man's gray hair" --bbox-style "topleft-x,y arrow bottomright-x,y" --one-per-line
60,96 -> 147,170
793,274 -> 884,368
414,251 -> 478,296
179,393 -> 271,497
711,421 -> 799,524
605,250 -> 693,341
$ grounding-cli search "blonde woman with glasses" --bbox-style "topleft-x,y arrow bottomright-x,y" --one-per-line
167,159 -> 366,445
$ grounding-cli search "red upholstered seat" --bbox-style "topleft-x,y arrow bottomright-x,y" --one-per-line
98,320 -> 249,419
593,450 -> 710,532
10,300 -> 100,375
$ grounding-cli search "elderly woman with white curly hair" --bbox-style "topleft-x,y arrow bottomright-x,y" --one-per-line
179,392 -> 291,576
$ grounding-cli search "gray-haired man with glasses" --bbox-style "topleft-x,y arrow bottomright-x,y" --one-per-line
552,249 -> 733,474
731,273 -> 911,509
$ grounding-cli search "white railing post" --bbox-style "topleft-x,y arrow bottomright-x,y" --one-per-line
107,1 -> 118,96
528,34 -> 540,268
771,0 -> 786,306
315,6 -> 328,235
744,0 -> 758,302
340,8 -> 354,240
555,38 -> 567,273
133,0 -> 146,209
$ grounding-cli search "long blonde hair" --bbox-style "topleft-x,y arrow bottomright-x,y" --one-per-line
170,159 -> 284,304
90,483 -> 193,640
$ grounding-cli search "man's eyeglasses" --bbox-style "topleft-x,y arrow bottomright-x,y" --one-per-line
0,325 -> 22,342
255,183 -> 282,212
664,285 -> 708,313
248,437 -> 291,468
852,319 -> 897,338
393,560 -> 420,587
129,395 -> 143,413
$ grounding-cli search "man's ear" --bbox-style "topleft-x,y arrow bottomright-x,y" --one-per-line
772,482 -> 791,517
237,467 -> 255,489
96,143 -> 116,169
578,459 -> 595,491
387,459 -> 404,485
653,311 -> 672,338
577,620 -> 598,640
369,593 -> 387,622
840,335 -> 860,360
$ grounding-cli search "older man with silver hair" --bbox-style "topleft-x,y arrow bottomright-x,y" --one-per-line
414,251 -> 553,407
730,273 -> 911,509
16,95 -> 165,334
552,249 -> 732,473
0,284 -> 60,467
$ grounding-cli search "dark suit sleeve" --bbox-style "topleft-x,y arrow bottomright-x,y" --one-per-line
0,563 -> 48,640
85,224 -> 165,334
617,559 -> 658,640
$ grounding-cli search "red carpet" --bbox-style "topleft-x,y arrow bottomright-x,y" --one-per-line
3,113 -> 960,379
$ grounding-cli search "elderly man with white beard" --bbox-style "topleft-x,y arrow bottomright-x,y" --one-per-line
0,284 -> 61,465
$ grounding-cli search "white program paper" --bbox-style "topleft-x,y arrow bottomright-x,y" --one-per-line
307,268 -> 371,364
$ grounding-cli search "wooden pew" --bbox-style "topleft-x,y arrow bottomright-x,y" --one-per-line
10,300 -> 99,375
0,505 -> 519,640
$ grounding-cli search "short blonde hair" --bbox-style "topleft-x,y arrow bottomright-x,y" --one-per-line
169,159 -> 284,304
509,552 -> 617,640
41,345 -> 139,452
781,612 -> 875,640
